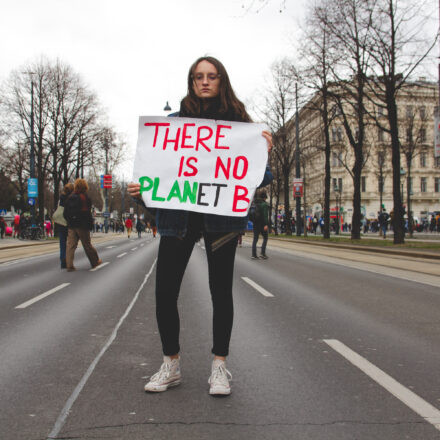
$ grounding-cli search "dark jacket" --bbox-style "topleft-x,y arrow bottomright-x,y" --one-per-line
64,193 -> 94,230
253,197 -> 269,231
136,111 -> 273,238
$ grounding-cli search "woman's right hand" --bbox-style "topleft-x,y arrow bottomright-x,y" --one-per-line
127,182 -> 141,199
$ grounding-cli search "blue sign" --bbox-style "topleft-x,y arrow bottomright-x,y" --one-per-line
28,197 -> 36,206
0,209 -> 6,216
103,212 -> 110,218
28,178 -> 38,198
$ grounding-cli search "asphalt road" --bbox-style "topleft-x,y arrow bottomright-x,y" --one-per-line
0,234 -> 439,439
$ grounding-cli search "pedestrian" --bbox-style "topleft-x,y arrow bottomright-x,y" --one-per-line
54,183 -> 74,269
251,189 -> 270,259
128,56 -> 273,396
125,216 -> 133,238
64,178 -> 102,271
378,209 -> 389,239
0,216 -> 6,239
13,214 -> 20,238
136,218 -> 143,238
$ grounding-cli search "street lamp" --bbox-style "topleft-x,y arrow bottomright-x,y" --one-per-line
163,101 -> 172,112
334,185 -> 340,235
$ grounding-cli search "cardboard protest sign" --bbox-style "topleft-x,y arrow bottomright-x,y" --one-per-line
133,116 -> 267,217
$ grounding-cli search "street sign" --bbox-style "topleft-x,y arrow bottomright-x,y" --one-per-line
0,209 -> 6,216
293,178 -> 303,198
101,174 -> 112,189
28,198 -> 36,206
27,178 -> 38,198
103,212 -> 110,218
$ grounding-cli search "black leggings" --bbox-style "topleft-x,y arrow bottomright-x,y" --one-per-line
155,232 -> 238,357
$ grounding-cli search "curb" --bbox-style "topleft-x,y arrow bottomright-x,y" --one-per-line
265,236 -> 440,260
0,234 -> 126,252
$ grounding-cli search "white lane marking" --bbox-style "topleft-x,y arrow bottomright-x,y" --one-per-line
140,244 -> 144,247
106,245 -> 116,249
47,259 -> 157,439
15,283 -> 70,309
201,246 -> 205,250
324,339 -> 440,431
241,277 -> 274,297
117,252 -> 127,258
131,247 -> 138,251
89,262 -> 110,272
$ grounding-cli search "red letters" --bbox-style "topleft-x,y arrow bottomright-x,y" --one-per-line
214,125 -> 231,150
232,185 -> 249,212
196,126 -> 213,152
214,157 -> 231,179
164,127 -> 181,151
144,122 -> 170,147
181,123 -> 195,149
232,156 -> 248,180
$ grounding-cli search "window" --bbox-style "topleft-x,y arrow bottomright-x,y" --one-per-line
406,128 -> 412,143
378,176 -> 384,193
436,157 -> 440,168
409,177 -> 413,193
421,177 -> 427,193
378,128 -> 384,142
420,106 -> 426,119
406,105 -> 413,118
377,106 -> 384,116
332,178 -> 343,192
332,152 -> 343,167
361,176 -> 366,192
337,127 -> 343,142
420,152 -> 427,168
419,128 -> 426,143
435,177 -> 440,193
331,128 -> 337,142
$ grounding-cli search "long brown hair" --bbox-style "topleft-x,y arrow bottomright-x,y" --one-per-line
180,56 -> 252,122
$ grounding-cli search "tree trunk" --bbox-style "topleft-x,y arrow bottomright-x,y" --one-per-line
351,153 -> 362,239
387,91 -> 405,244
322,89 -> 331,239
283,170 -> 292,235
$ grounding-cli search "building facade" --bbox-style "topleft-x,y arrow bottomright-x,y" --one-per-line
290,79 -> 440,227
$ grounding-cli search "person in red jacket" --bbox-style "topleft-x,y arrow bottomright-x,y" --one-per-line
125,217 -> 133,238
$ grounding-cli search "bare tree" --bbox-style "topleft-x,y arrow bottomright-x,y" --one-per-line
315,0 -> 376,239
255,59 -> 298,234
365,0 -> 438,243
299,2 -> 341,238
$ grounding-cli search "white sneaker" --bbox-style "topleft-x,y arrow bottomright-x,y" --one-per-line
144,356 -> 181,392
208,359 -> 232,395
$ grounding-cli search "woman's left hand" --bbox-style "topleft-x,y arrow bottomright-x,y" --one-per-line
262,130 -> 273,153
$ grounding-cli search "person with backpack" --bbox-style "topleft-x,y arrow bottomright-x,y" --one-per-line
378,209 -> 390,239
64,178 -> 102,271
251,189 -> 270,259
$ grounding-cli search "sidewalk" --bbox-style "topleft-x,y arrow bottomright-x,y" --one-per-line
0,232 -> 128,264
243,233 -> 440,261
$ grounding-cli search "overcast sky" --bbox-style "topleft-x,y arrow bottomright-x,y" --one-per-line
0,0 -> 303,178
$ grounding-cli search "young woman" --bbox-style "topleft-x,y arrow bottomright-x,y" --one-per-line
128,56 -> 273,396
64,178 -> 102,271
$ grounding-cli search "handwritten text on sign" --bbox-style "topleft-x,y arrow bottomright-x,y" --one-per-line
132,117 -> 267,216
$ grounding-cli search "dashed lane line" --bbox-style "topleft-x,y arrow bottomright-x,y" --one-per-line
47,259 -> 157,440
105,245 -> 116,249
15,283 -> 70,309
89,262 -> 110,272
241,277 -> 274,297
131,247 -> 138,251
117,252 -> 127,258
324,339 -> 440,432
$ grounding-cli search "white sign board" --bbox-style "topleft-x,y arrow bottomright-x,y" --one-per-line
133,117 -> 267,216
